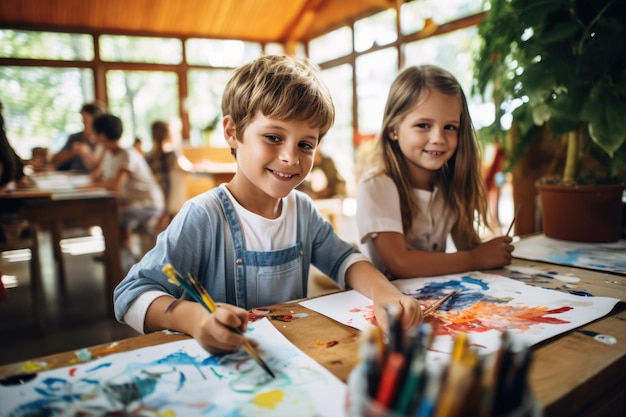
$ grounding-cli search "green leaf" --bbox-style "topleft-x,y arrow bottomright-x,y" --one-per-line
582,79 -> 626,157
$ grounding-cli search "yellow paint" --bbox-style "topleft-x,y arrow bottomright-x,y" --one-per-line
158,410 -> 175,417
20,361 -> 48,372
252,389 -> 284,409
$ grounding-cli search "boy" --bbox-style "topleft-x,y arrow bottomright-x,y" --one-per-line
113,55 -> 422,354
52,101 -> 107,172
89,114 -> 165,266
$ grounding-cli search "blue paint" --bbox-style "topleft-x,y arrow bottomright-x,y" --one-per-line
568,289 -> 593,297
413,276 -> 492,311
86,362 -> 112,373
460,276 -> 490,290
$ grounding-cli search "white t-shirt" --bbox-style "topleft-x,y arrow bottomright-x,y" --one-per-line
356,173 -> 457,274
100,147 -> 164,210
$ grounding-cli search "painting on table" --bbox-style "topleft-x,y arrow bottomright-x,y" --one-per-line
513,234 -> 626,274
0,318 -> 347,417
301,272 -> 620,360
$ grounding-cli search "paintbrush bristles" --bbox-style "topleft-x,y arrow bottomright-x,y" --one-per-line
423,290 -> 460,316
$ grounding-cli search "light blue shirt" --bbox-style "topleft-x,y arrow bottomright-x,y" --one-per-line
114,186 -> 363,322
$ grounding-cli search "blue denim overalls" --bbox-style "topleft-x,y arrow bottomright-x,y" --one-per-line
215,187 -> 306,310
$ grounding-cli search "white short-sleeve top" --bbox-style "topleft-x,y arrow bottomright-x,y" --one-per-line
356,173 -> 457,274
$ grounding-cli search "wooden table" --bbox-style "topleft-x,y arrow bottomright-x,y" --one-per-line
0,188 -> 121,317
0,259 -> 624,417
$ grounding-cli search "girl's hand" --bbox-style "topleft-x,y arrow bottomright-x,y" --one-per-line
189,303 -> 250,354
471,235 -> 514,269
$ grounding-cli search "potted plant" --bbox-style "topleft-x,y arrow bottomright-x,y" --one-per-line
473,0 -> 626,242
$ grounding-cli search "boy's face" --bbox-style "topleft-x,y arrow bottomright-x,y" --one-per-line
226,111 -> 320,204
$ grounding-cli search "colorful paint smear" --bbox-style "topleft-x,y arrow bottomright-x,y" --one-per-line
301,272 -> 619,357
0,319 -> 346,417
513,234 -> 626,274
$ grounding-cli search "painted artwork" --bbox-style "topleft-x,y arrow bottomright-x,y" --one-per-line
513,234 -> 626,274
0,318 -> 347,417
300,272 -> 620,359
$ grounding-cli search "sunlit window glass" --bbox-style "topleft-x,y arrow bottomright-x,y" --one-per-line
106,70 -> 179,148
186,39 -> 261,67
0,66 -> 94,158
0,29 -> 93,60
309,26 -> 352,63
265,43 -> 285,56
403,27 -> 493,129
100,36 -> 182,64
403,0 -> 487,30
356,48 -> 398,135
354,9 -> 397,53
187,69 -> 233,147
320,64 -> 354,194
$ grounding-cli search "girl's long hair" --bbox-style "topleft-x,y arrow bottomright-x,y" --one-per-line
368,65 -> 489,247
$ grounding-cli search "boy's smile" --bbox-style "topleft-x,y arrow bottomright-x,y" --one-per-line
225,112 -> 320,218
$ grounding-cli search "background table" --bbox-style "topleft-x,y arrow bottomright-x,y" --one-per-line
0,188 -> 121,316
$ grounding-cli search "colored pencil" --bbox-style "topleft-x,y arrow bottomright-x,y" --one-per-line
162,264 -> 275,379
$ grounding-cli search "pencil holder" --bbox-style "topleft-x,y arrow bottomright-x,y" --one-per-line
345,363 -> 542,417
346,363 -> 408,417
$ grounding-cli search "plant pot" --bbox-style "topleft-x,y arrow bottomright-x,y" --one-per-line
536,182 -> 624,243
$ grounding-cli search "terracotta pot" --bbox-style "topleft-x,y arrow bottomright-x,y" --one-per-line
536,182 -> 624,242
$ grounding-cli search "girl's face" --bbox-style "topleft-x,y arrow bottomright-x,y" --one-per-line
391,89 -> 461,190
225,111 -> 319,218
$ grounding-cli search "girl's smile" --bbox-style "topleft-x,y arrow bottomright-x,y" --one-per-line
393,88 -> 460,189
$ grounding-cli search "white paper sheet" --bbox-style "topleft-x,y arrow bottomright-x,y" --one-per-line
513,234 -> 626,274
301,272 -> 620,360
0,318 -> 347,417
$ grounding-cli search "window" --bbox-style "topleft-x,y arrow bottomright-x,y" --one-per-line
309,27 -> 352,63
320,64 -> 354,193
356,48 -> 398,135
0,66 -> 94,158
186,39 -> 261,67
401,0 -> 487,33
100,35 -> 182,64
0,30 -> 93,60
354,9 -> 397,52
186,69 -> 233,147
106,70 -> 179,149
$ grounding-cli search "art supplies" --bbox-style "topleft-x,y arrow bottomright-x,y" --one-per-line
162,264 -> 275,379
506,205 -> 521,236
348,326 -> 538,417
422,290 -> 460,316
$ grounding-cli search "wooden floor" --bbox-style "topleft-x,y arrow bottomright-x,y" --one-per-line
0,231 -> 138,366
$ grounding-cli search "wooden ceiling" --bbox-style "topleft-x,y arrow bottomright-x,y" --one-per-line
0,0 -> 398,43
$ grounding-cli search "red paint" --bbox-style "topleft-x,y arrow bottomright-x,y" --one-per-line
326,340 -> 338,348
69,367 -> 77,377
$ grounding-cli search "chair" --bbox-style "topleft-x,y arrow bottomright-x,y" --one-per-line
0,219 -> 45,335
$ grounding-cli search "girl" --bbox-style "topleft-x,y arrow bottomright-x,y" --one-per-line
356,65 -> 514,279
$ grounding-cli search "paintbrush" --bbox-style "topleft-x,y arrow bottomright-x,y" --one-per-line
423,290 -> 460,316
505,205 -> 521,237
162,264 -> 276,379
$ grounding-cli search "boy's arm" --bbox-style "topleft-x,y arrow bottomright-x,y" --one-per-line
93,168 -> 129,191
344,260 -> 422,332
145,295 -> 250,354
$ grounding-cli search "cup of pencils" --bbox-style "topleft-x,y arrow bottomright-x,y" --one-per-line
346,323 -> 542,417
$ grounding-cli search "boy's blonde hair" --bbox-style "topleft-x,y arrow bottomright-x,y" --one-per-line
369,65 -> 489,248
221,55 -> 335,155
